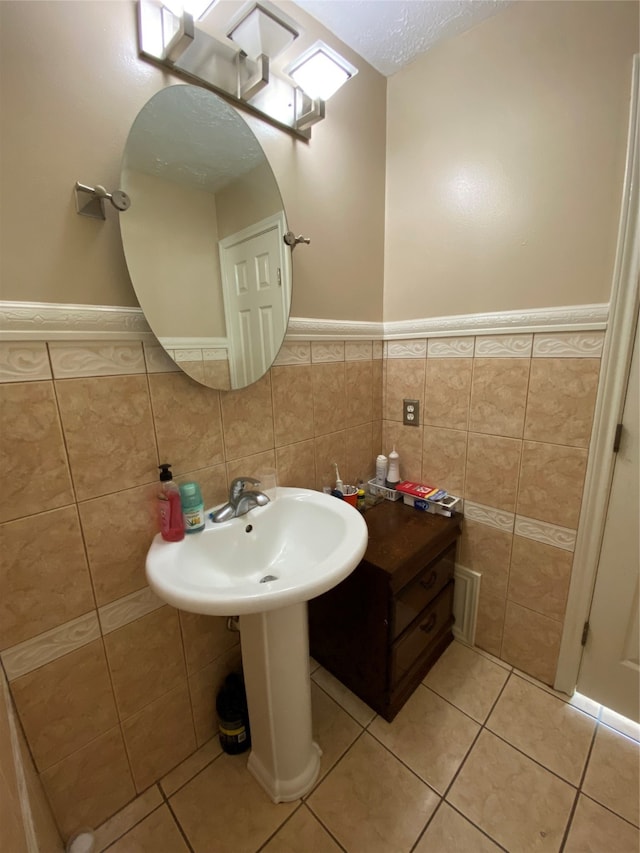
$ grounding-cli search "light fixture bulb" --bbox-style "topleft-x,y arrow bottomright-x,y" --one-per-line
287,42 -> 357,101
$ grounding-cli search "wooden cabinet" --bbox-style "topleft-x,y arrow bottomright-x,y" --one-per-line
309,500 -> 461,721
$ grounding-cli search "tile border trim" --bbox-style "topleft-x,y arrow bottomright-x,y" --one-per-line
98,587 -> 165,635
1,302 -> 609,344
1,612 -> 101,681
463,501 -> 515,533
514,515 -> 577,552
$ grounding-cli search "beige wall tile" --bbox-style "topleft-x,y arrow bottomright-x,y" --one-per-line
345,360 -> 373,427
474,589 -> 506,657
56,376 -> 157,501
276,440 -> 316,489
422,426 -> 467,495
225,450 -> 276,488
108,804 -> 189,853
372,359 -> 383,421
469,358 -> 530,438
0,507 -> 94,649
501,601 -> 563,685
0,381 -> 73,523
177,359 -> 205,385
220,373 -> 274,460
459,519 -> 513,599
104,607 -> 187,720
424,357 -> 472,430
524,358 -> 600,447
11,640 -> 117,772
517,441 -> 588,528
508,536 -> 573,621
384,357 -> 425,422
79,483 -> 158,607
188,647 -> 242,747
346,423 -> 374,485
177,463 -> 228,512
149,372 -> 224,473
465,433 -> 522,512
179,611 -> 239,676
271,365 -> 314,447
203,358 -> 231,390
41,726 -> 136,840
314,431 -> 347,492
312,362 -> 346,436
382,420 -> 423,482
122,684 -> 196,792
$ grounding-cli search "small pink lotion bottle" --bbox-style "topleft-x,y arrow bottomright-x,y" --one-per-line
158,463 -> 185,542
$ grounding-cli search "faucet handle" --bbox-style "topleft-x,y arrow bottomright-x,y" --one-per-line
230,476 -> 260,500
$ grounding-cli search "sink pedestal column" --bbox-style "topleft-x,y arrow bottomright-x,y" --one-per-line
239,602 -> 321,803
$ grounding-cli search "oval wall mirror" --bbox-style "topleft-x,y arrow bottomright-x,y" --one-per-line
120,84 -> 292,390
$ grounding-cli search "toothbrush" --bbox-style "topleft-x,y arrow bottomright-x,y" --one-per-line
334,463 -> 344,493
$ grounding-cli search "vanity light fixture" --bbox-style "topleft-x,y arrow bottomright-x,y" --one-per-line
136,0 -> 357,139
227,2 -> 299,61
287,41 -> 357,102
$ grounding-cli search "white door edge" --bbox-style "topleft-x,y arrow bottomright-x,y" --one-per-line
555,54 -> 640,694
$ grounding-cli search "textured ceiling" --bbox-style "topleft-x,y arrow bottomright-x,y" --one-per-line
291,0 -> 509,77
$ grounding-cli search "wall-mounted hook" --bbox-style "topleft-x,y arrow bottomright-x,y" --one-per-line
74,181 -> 131,220
283,231 -> 311,248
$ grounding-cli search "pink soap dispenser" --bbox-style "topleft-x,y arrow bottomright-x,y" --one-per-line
157,464 -> 184,542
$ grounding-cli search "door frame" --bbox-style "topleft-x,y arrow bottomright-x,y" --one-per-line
555,55 -> 640,694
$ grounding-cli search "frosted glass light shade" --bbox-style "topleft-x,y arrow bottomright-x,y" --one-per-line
228,3 -> 298,60
288,42 -> 357,101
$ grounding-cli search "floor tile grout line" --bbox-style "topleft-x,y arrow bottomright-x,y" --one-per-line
98,790 -> 166,852
311,672 -> 375,729
419,679 -> 497,726
159,748 -> 225,800
254,801 -> 305,853
485,727 -> 583,790
164,793 -> 196,853
293,801 -> 350,853
408,796 -> 445,853
578,791 -> 640,831
441,668 -> 513,803
558,722 -> 600,852
446,801 -> 511,852
302,728 -> 368,803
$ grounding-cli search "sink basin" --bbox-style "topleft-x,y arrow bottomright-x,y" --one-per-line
146,487 -> 368,616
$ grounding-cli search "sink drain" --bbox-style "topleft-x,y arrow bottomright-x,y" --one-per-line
259,574 -> 278,583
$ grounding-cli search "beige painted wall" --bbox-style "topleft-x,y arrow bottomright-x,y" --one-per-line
0,0 -> 386,322
216,162 -> 283,241
384,0 -> 639,321
122,171 -> 225,338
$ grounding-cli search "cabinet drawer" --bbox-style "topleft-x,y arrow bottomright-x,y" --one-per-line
392,543 -> 456,639
391,582 -> 454,688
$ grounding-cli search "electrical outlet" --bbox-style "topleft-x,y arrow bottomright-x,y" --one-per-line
403,399 -> 420,426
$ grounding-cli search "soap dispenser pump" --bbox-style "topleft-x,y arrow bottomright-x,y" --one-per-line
157,464 -> 184,542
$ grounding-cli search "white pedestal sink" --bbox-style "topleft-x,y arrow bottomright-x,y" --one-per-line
146,487 -> 368,802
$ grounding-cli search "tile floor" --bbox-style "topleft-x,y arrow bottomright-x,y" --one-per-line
93,641 -> 640,853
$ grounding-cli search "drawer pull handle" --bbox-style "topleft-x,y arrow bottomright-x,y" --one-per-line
420,613 -> 437,634
420,571 -> 438,591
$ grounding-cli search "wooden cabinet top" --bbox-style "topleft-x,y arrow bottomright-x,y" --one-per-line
362,500 -> 461,590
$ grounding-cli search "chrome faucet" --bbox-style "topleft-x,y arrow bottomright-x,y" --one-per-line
210,476 -> 270,522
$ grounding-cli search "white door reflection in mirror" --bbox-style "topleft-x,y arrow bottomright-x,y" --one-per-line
219,213 -> 290,389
